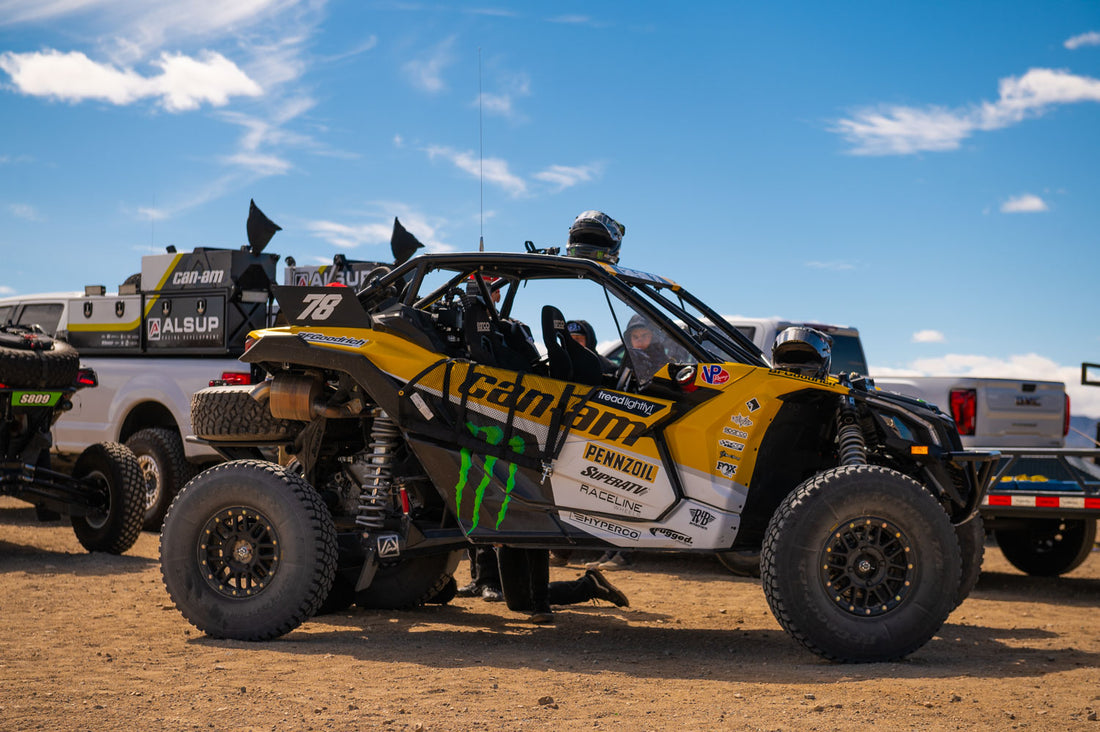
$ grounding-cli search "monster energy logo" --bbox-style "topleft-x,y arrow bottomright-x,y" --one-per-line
455,422 -> 526,530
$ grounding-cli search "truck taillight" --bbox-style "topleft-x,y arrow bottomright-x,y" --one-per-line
949,388 -> 976,436
76,368 -> 98,388
217,372 -> 252,386
1064,393 -> 1071,437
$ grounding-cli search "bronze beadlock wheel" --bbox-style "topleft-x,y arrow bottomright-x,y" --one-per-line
198,506 -> 281,598
820,516 -> 913,617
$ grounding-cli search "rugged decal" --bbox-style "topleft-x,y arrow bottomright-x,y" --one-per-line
699,365 -> 729,385
454,423 -> 525,530
582,443 -> 658,483
569,511 -> 640,540
689,508 -> 716,529
650,527 -> 693,544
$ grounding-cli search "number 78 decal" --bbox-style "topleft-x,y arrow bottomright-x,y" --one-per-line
297,293 -> 343,321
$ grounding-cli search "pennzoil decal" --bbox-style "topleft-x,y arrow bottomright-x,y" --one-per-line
455,423 -> 525,530
569,511 -> 640,540
298,332 -> 368,348
591,389 -> 664,418
582,443 -> 658,483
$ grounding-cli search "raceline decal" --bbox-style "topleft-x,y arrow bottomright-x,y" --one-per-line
745,398 -> 761,413
723,426 -> 748,439
298,332 -> 369,348
454,423 -> 525,530
569,511 -> 640,540
716,461 -> 737,478
730,414 -> 754,428
590,389 -> 664,418
699,365 -> 730,385
579,484 -> 644,514
689,508 -> 716,529
582,443 -> 658,483
650,527 -> 693,544
718,440 -> 745,452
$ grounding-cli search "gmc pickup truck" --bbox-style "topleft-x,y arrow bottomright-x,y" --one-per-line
724,317 -> 1098,578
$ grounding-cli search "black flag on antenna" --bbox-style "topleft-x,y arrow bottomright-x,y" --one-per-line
391,217 -> 424,266
247,199 -> 282,255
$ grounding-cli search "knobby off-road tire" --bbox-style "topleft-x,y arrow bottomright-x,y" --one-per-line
191,385 -> 304,442
0,327 -> 79,388
70,442 -> 144,554
160,460 -> 337,640
994,518 -> 1096,577
760,465 -> 961,663
954,513 -> 985,609
716,548 -> 761,578
355,550 -> 465,610
126,427 -> 191,532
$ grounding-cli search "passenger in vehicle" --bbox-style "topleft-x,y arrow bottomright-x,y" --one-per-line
623,314 -> 688,385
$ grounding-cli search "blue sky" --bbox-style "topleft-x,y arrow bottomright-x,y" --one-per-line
1,1 -> 1099,416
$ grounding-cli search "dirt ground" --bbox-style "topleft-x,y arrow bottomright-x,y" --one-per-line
1,496 -> 1099,731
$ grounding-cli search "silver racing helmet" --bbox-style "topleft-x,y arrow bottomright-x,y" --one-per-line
567,210 -> 625,265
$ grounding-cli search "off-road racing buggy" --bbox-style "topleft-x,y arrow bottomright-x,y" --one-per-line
161,238 -> 998,662
0,324 -> 144,553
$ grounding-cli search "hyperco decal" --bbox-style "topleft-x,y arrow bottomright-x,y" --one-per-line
569,511 -> 641,540
455,423 -> 525,530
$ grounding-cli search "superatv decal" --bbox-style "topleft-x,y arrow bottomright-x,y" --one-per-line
578,466 -> 650,496
454,422 -> 525,530
582,443 -> 658,483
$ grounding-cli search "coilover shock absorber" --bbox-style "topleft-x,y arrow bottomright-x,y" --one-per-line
354,408 -> 400,531
836,394 -> 868,466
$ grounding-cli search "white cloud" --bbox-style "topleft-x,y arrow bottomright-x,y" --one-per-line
403,35 -> 456,93
0,49 -> 262,111
425,145 -> 527,196
834,67 -> 1100,155
7,203 -> 41,221
305,204 -> 455,253
0,285 -> 14,295
1065,31 -> 1100,50
473,70 -> 531,120
1000,193 -> 1049,213
870,352 -> 1100,418
304,220 -> 393,250
533,163 -> 599,191
136,207 -> 168,221
912,329 -> 945,343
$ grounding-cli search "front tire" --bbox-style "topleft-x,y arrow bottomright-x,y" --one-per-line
126,427 -> 190,532
994,518 -> 1096,577
160,460 -> 337,640
761,465 -> 961,663
70,442 -> 144,554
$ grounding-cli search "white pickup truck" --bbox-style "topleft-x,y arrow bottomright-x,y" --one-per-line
725,317 -> 1098,578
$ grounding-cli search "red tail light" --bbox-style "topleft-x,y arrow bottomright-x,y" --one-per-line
218,371 -> 252,386
76,368 -> 98,388
1064,393 -> 1071,437
949,388 -> 976,436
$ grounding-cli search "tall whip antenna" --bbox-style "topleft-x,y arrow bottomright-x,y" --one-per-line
478,46 -> 484,252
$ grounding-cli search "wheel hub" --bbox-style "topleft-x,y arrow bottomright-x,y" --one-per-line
820,517 -> 914,617
198,507 -> 279,599
136,454 -> 161,510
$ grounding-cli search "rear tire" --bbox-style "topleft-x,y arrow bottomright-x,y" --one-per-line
191,385 -> 304,442
355,550 -> 464,610
994,518 -> 1096,577
760,465 -> 961,663
126,427 -> 190,532
160,460 -> 337,640
70,442 -> 144,554
954,513 -> 985,608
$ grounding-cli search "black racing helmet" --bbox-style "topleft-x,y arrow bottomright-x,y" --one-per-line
567,210 -> 625,265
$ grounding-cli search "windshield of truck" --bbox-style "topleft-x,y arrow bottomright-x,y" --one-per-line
831,334 -> 869,375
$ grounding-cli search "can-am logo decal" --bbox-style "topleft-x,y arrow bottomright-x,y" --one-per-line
699,365 -> 729,385
569,512 -> 640,540
650,527 -> 692,544
723,426 -> 748,439
297,332 -> 368,348
730,414 -> 754,428
689,508 -> 716,528
582,443 -> 657,483
455,423 -> 525,530
715,461 -> 737,478
590,389 -> 664,418
171,269 -> 226,286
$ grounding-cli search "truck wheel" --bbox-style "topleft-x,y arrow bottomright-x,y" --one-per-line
716,548 -> 761,578
760,465 -> 961,663
994,518 -> 1096,577
70,442 -> 145,554
954,513 -> 985,609
126,427 -> 190,532
355,550 -> 464,610
160,460 -> 337,640
0,325 -> 79,388
191,385 -> 304,442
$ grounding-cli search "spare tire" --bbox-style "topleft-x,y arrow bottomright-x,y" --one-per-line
191,385 -> 305,442
0,325 -> 79,388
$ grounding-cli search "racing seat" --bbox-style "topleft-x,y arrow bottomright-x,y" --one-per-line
541,305 -> 603,385
465,294 -> 536,371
